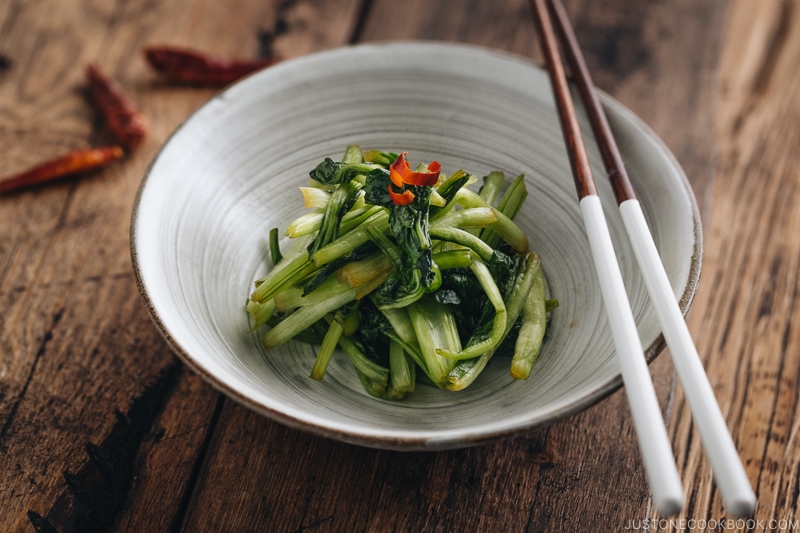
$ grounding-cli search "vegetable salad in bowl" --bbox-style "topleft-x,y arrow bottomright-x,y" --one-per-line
247,145 -> 556,400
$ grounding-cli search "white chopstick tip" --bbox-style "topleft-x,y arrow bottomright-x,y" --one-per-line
655,494 -> 684,517
619,198 -> 757,517
579,195 -> 685,515
726,492 -> 757,518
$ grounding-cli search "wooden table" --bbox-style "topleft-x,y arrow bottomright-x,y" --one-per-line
1,1 -> 798,531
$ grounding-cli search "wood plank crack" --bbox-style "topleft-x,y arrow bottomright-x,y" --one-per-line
750,0 -> 794,96
257,0 -> 298,57
348,0 -> 374,45
26,359 -> 183,533
0,307 -> 64,446
294,513 -> 335,532
168,394 -> 225,533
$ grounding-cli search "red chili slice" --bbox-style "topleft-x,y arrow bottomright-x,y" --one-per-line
388,184 -> 415,205
390,152 -> 440,187
389,165 -> 404,188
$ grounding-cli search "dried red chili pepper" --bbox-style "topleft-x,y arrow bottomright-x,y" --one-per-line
143,45 -> 280,86
87,64 -> 148,147
0,146 -> 124,193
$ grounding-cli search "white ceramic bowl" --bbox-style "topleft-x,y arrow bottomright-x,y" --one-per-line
131,42 -> 701,450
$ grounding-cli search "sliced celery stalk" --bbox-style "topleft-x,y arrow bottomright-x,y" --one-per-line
510,259 -> 546,380
389,340 -> 414,393
262,289 -> 356,349
455,188 -> 529,253
407,296 -> 461,387
310,319 -> 344,381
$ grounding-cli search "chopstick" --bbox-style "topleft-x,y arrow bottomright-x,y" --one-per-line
540,0 -> 756,517
530,0 -> 685,515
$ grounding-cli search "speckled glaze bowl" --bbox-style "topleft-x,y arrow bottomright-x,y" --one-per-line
131,42 -> 701,450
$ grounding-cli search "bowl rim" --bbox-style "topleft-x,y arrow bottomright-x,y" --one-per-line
130,40 -> 702,450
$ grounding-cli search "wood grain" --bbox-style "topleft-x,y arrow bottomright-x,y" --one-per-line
0,0 -> 336,530
2,0 -> 798,531
663,0 -> 800,528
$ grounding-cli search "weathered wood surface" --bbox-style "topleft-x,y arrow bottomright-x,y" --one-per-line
1,0 -> 797,531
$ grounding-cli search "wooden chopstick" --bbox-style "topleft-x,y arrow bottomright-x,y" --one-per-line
530,0 -> 685,515
542,0 -> 756,517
